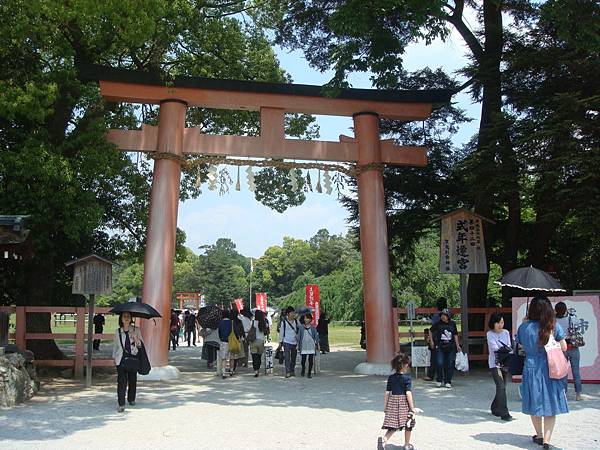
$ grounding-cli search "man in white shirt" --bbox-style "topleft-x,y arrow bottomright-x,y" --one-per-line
278,306 -> 299,378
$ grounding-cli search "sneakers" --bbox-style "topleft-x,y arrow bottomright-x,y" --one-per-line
128,401 -> 135,406
437,382 -> 444,388
501,415 -> 515,421
307,373 -> 312,379
117,406 -> 125,413
576,393 -> 583,401
445,383 -> 452,389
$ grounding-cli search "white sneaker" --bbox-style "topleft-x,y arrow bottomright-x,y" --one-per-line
445,383 -> 452,388
437,382 -> 443,388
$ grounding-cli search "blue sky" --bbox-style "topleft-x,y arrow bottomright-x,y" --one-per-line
178,28 -> 481,258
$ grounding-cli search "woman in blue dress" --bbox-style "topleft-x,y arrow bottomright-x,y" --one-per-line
517,295 -> 568,449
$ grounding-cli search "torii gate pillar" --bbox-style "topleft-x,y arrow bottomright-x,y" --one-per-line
353,113 -> 396,375
139,100 -> 187,380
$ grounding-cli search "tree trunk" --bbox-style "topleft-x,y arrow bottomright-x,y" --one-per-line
22,260 -> 65,360
469,0 -> 513,307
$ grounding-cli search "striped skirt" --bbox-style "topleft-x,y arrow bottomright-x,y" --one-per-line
382,394 -> 410,430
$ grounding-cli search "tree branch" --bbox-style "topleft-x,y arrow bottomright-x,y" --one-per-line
444,1 -> 485,62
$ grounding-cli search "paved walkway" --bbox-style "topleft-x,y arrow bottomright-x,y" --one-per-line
1,345 -> 598,450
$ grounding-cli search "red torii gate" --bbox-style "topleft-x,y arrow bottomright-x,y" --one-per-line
84,65 -> 452,378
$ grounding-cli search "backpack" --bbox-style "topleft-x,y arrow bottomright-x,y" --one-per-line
247,320 -> 257,343
567,315 -> 585,347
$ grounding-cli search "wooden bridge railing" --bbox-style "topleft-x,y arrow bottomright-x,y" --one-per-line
0,305 -> 115,378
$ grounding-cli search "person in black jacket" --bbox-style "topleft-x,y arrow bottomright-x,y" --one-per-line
431,309 -> 462,388
92,313 -> 105,350
316,311 -> 330,353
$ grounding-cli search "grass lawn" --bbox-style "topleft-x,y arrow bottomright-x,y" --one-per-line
326,324 -> 434,349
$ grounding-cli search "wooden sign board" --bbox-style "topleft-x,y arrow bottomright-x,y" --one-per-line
438,209 -> 490,274
66,255 -> 113,295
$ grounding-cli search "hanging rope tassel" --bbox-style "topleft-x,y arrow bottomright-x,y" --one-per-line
323,170 -> 332,194
316,169 -> 323,193
235,166 -> 241,191
305,171 -> 313,192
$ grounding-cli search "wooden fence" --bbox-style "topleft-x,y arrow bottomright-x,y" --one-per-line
0,305 -> 115,378
393,307 -> 512,362
1,305 -> 513,375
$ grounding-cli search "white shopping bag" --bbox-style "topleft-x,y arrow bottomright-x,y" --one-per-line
455,351 -> 469,372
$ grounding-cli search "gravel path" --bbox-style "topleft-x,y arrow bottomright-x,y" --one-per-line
1,345 -> 598,450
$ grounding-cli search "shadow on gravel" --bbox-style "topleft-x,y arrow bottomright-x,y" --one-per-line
473,432 -> 564,450
1,346 -> 598,444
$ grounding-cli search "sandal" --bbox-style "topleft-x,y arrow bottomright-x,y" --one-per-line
532,436 -> 543,445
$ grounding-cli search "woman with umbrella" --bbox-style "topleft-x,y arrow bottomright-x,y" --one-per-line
110,302 -> 159,413
111,311 -> 144,412
198,305 -> 222,370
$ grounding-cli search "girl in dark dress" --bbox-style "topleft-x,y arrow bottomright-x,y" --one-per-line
378,353 -> 416,450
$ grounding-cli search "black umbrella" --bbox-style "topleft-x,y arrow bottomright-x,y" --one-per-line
495,266 -> 566,292
109,302 -> 162,319
197,305 -> 222,329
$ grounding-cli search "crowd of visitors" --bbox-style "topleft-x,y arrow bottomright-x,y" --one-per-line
106,293 -> 583,450
163,303 -> 327,381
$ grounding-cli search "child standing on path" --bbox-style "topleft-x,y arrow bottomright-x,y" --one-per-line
378,353 -> 416,450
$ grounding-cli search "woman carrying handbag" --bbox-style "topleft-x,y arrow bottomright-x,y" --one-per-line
516,295 -> 568,449
486,312 -> 514,421
112,311 -> 144,413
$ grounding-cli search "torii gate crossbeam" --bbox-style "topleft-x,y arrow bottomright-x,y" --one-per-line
84,65 -> 452,378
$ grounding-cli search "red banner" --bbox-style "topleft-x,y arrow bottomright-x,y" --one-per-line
233,298 -> 244,313
305,285 -> 320,326
255,292 -> 267,312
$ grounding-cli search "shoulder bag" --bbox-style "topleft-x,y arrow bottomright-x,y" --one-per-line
545,333 -> 569,379
228,323 -> 241,354
138,342 -> 151,375
507,338 -> 525,376
119,329 -> 141,373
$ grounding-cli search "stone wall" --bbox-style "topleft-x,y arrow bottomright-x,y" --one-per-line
0,347 -> 39,407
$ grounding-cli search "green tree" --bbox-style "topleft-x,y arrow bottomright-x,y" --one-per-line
196,239 -> 249,305
260,0 -> 528,305
263,0 -> 600,300
0,1 -> 311,357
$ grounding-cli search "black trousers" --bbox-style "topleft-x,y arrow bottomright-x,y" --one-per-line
117,365 -> 137,406
251,353 -> 262,371
427,346 -> 436,378
490,367 -> 509,417
187,328 -> 196,346
93,339 -> 101,350
170,330 -> 178,350
301,354 -> 314,375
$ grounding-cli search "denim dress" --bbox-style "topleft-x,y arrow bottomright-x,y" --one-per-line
516,321 -> 569,416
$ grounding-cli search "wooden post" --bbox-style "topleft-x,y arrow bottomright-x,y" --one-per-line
86,294 -> 95,387
460,273 -> 469,356
74,306 -> 85,379
16,306 -> 26,351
